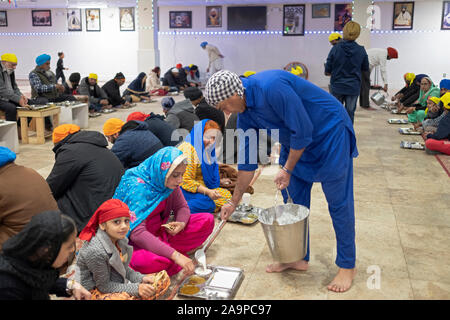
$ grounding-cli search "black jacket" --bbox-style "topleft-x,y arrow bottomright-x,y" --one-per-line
0,271 -> 68,300
102,79 -> 125,107
145,112 -> 179,146
162,70 -> 185,89
111,121 -> 164,169
428,112 -> 450,140
195,98 -> 225,133
46,131 -> 125,231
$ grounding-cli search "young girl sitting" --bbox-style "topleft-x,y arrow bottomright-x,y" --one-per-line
76,199 -> 170,300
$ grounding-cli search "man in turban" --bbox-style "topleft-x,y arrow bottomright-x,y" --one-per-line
102,72 -> 132,109
204,69 -> 358,294
0,53 -> 47,121
200,42 -> 225,75
360,47 -> 399,109
78,73 -> 114,116
325,21 -> 369,123
102,118 -> 164,169
47,124 -> 124,231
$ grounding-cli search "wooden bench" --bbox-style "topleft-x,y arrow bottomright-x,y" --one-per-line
17,106 -> 60,144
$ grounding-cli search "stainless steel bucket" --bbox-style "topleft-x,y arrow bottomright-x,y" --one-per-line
258,190 -> 309,263
371,91 -> 386,105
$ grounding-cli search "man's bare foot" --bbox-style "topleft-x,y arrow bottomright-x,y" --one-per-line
327,268 -> 356,293
266,260 -> 309,273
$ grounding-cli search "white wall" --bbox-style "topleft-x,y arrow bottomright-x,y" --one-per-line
158,1 -> 450,89
0,8 -> 139,81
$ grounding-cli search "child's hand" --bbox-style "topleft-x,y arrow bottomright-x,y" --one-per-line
142,274 -> 155,284
138,283 -> 155,299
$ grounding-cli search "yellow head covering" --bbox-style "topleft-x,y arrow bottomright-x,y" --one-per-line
52,124 -> 80,144
290,66 -> 303,76
343,21 -> 361,41
441,92 -> 450,110
328,33 -> 341,42
243,71 -> 256,78
103,118 -> 125,136
404,73 -> 415,86
1,53 -> 18,64
429,96 -> 440,105
88,73 -> 98,80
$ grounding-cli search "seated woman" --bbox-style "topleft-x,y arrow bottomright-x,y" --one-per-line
397,74 -> 426,112
424,93 -> 450,155
123,72 -> 151,102
113,147 -> 214,276
406,76 -> 440,126
148,67 -> 169,96
391,73 -> 415,103
77,199 -> 170,300
178,120 -> 232,214
0,211 -> 91,300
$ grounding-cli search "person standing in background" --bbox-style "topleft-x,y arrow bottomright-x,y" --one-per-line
55,52 -> 68,84
360,47 -> 398,109
325,21 -> 369,124
200,42 -> 224,75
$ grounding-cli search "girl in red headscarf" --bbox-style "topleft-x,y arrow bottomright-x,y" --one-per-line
76,199 -> 170,300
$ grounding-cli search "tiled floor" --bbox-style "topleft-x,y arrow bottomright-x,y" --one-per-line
12,86 -> 450,300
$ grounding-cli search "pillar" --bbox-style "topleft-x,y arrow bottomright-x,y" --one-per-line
137,0 -> 159,72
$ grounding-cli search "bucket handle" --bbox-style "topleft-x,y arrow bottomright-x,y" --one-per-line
274,188 -> 293,205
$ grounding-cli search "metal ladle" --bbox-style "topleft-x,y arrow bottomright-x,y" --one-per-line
194,219 -> 226,276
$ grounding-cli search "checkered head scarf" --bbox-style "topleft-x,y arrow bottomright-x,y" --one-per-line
204,70 -> 244,108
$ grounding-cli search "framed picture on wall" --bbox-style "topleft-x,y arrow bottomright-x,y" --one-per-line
442,1 -> 450,30
120,7 -> 135,31
0,11 -> 7,27
32,10 -> 52,27
206,6 -> 222,27
283,4 -> 305,36
334,4 -> 352,31
169,11 -> 192,28
67,9 -> 82,31
392,2 -> 414,30
86,9 -> 101,32
312,3 -> 330,18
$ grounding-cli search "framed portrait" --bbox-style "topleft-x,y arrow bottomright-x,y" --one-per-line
283,4 -> 305,36
169,11 -> 192,29
120,7 -> 135,31
32,10 -> 52,27
0,11 -> 7,27
441,1 -> 450,30
206,6 -> 222,28
86,9 -> 101,32
312,3 -> 330,19
334,4 -> 352,31
392,1 -> 414,30
67,9 -> 82,32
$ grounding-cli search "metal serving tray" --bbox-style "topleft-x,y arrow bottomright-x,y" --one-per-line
228,204 -> 262,225
177,265 -> 244,300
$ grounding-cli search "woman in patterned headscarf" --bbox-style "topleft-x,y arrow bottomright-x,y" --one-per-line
113,147 -> 214,276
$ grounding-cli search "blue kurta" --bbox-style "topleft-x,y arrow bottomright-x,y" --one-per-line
237,70 -> 358,269
237,70 -> 358,182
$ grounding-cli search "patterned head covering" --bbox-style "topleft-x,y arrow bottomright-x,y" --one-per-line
113,147 -> 187,234
204,70 -> 244,108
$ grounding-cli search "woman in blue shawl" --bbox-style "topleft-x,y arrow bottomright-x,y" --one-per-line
113,147 -> 214,276
123,72 -> 152,102
177,119 -> 232,213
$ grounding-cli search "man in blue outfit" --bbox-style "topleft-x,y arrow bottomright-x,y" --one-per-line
205,70 -> 358,293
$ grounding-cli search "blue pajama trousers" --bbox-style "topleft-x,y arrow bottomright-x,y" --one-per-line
281,156 -> 356,269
